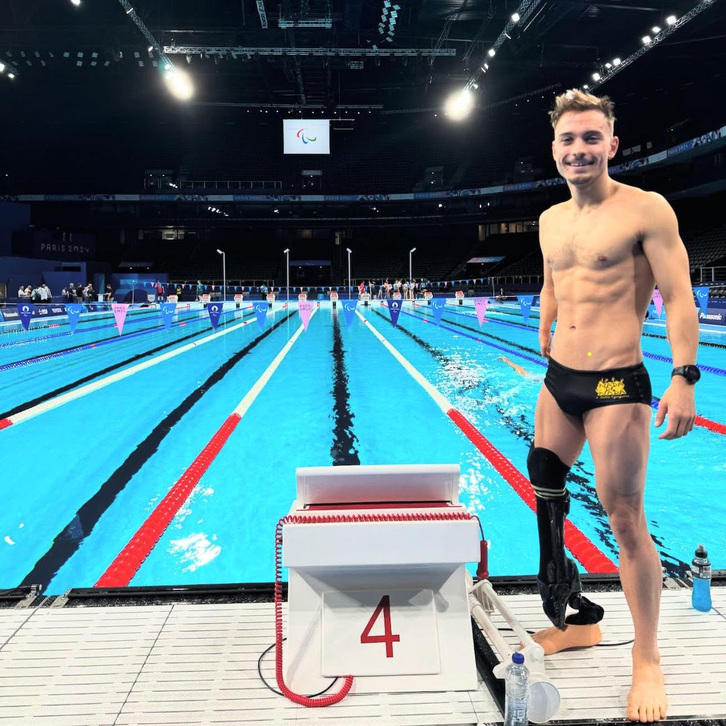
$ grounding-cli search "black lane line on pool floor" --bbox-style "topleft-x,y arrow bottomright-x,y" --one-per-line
20,312 -> 295,592
0,311 -> 254,421
378,308 -> 691,577
330,307 -> 360,466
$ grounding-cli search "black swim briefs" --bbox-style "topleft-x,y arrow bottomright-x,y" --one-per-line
544,357 -> 652,417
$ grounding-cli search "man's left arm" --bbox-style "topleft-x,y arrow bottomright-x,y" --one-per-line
641,192 -> 699,440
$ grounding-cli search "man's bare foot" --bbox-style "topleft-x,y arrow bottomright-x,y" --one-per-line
627,655 -> 667,722
530,624 -> 602,654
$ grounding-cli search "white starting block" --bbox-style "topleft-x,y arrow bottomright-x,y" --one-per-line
283,464 -> 480,695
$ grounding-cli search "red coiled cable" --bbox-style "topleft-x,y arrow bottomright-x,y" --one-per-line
273,509 -> 476,707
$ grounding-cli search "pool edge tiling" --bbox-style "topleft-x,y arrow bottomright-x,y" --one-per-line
0,581 -> 725,725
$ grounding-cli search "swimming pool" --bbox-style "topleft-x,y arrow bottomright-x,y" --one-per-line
0,299 -> 724,594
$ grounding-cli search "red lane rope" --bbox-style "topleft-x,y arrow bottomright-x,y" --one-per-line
0,418 -> 11,430
694,414 -> 726,435
95,412 -> 242,587
274,511 -> 475,706
446,408 -> 618,574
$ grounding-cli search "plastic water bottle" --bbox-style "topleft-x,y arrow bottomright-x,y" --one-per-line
691,544 -> 712,612
504,652 -> 529,726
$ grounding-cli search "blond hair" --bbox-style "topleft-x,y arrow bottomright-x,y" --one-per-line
549,88 -> 615,130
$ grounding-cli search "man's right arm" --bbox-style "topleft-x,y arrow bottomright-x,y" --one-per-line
538,212 -> 557,357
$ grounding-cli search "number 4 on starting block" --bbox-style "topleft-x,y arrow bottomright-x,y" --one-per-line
322,589 -> 440,677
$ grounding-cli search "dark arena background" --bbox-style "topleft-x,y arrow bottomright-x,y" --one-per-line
1,2 -> 726,725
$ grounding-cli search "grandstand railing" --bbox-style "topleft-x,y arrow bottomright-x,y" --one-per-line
698,266 -> 726,283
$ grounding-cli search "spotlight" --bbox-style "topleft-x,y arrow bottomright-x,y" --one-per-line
652,25 -> 661,34
666,15 -> 677,25
583,84 -> 589,90
642,35 -> 651,44
605,62 -> 612,69
511,12 -> 520,22
148,45 -> 154,52
8,73 -> 15,79
70,0 -> 81,5
164,67 -> 194,100
487,48 -> 496,57
0,63 -> 4,73
613,57 -> 622,66
592,72 -> 601,81
444,88 -> 474,121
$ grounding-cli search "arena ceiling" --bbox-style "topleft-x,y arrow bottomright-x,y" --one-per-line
1,0 -> 725,191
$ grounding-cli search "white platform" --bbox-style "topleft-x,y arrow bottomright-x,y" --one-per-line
0,588 -> 724,725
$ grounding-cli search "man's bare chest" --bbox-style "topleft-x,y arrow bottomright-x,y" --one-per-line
543,216 -> 643,272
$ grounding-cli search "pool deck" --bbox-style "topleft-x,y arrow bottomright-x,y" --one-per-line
0,585 -> 725,726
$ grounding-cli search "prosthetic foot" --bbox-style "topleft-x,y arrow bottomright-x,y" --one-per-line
528,447 -> 604,630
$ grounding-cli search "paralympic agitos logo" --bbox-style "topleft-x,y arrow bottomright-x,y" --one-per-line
296,128 -> 317,144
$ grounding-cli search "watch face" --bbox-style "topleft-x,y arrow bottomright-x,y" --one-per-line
675,365 -> 700,383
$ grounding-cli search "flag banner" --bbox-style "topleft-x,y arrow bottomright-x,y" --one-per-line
342,300 -> 357,327
388,298 -> 403,327
160,302 -> 177,330
112,303 -> 129,335
66,303 -> 84,333
651,289 -> 664,318
694,286 -> 710,315
474,297 -> 490,327
254,301 -> 269,330
431,298 -> 446,325
517,295 -> 534,326
207,302 -> 223,330
299,301 -> 314,331
18,303 -> 34,331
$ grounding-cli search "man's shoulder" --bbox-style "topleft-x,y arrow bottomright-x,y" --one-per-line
540,201 -> 569,223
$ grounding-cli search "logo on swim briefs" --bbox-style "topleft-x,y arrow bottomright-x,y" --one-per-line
595,377 -> 627,399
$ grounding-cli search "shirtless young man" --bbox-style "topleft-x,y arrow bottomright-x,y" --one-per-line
529,89 -> 699,722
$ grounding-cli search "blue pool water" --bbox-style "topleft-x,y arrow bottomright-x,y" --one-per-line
0,300 -> 724,594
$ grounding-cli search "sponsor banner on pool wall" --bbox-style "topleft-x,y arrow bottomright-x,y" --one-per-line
699,306 -> 726,325
0,304 -> 67,322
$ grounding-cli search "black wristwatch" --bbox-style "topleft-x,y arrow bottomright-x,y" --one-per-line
671,365 -> 701,384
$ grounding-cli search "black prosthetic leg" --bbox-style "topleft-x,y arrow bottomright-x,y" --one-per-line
528,447 -> 604,630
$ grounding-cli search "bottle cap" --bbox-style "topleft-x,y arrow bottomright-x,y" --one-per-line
512,652 -> 524,664
695,544 -> 708,558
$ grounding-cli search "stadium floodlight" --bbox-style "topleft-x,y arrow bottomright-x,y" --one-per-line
0,63 -> 4,73
164,67 -> 194,100
666,15 -> 677,25
511,12 -> 520,22
71,0 -> 81,6
652,25 -> 661,34
613,57 -> 621,66
444,88 -> 474,121
642,35 -> 652,44
487,48 -> 496,57
592,72 -> 601,81
8,73 -> 15,79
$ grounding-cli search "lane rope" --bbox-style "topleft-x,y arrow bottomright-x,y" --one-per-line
95,306 -> 315,587
356,309 -> 618,574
